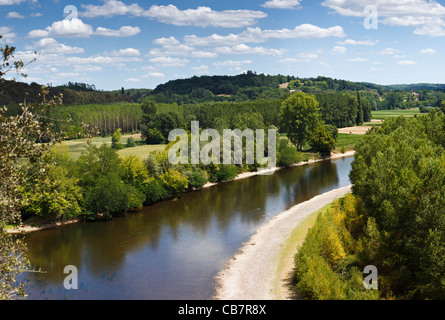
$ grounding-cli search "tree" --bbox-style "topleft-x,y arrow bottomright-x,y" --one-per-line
356,92 -> 364,125
0,35 -> 63,299
279,92 -> 320,151
277,139 -> 300,167
308,125 -> 336,156
111,128 -> 123,149
140,100 -> 158,143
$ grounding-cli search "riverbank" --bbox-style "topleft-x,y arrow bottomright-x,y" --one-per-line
213,184 -> 353,300
7,150 -> 355,235
203,150 -> 356,189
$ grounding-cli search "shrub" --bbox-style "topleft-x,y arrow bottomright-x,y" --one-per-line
146,128 -> 166,145
160,169 -> 189,197
144,177 -> 168,204
187,169 -> 208,190
308,125 -> 335,156
216,165 -> 238,182
127,137 -> 136,148
277,139 -> 300,167
111,129 -> 123,150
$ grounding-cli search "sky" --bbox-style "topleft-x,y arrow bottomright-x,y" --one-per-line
1,0 -> 445,91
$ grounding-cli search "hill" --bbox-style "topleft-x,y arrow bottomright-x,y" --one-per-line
0,80 -> 132,111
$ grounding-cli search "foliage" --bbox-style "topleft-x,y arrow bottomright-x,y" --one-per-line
111,128 -> 123,149
277,139 -> 300,167
160,169 -> 189,197
279,92 -> 321,151
308,125 -> 336,156
348,111 -> 445,299
0,37 -> 63,299
215,165 -> 239,182
127,137 -> 136,148
294,195 -> 380,300
186,169 -> 208,190
144,176 -> 168,204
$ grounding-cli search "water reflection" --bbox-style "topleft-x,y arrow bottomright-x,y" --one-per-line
19,156 -> 353,300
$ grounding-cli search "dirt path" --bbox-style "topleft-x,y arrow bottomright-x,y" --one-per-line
213,185 -> 353,300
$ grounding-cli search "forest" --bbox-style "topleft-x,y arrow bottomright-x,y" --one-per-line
3,54 -> 445,299
294,111 -> 445,299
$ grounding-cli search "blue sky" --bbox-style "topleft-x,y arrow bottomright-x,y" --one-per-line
1,0 -> 445,90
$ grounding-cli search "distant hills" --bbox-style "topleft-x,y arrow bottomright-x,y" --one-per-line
0,80 -> 132,110
2,73 -> 445,109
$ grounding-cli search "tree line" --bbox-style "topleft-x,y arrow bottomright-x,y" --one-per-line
294,110 -> 445,299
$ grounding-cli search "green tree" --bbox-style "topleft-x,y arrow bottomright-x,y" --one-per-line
0,36 -> 62,299
141,100 -> 158,143
111,128 -> 123,149
308,125 -> 336,156
277,139 -> 300,167
160,169 -> 189,197
356,92 -> 364,125
279,92 -> 320,151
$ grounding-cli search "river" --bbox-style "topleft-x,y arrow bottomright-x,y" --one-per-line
18,156 -> 354,300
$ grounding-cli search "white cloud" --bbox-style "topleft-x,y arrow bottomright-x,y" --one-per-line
347,57 -> 368,62
31,37 -> 85,54
81,1 -> 267,28
261,0 -> 302,9
125,78 -> 141,82
419,48 -> 437,54
142,72 -> 165,78
0,26 -> 16,43
184,24 -> 345,48
322,0 -> 445,36
144,5 -> 267,28
81,0 -> 144,18
95,26 -> 140,37
192,65 -> 210,74
337,39 -> 378,46
297,52 -> 319,60
28,18 -> 140,38
278,58 -> 298,63
215,44 -> 285,56
379,48 -> 399,55
332,46 -> 347,54
149,36 -> 217,58
399,60 -> 418,65
0,0 -> 26,5
6,11 -> 24,18
149,57 -> 189,67
110,48 -> 141,56
28,19 -> 94,38
74,65 -> 103,72
213,60 -> 252,67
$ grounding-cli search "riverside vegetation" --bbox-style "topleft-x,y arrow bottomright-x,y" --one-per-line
294,110 -> 445,300
3,33 -> 445,300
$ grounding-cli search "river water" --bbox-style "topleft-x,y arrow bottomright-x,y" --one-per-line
18,156 -> 354,300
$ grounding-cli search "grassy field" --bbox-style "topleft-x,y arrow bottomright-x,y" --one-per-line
372,108 -> 420,120
59,136 -> 165,159
335,133 -> 364,151
117,144 -> 166,158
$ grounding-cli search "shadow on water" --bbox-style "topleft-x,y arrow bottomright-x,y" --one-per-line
18,156 -> 353,300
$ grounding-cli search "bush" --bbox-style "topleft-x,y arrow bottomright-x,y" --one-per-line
294,195 -> 380,300
187,169 -> 208,190
83,173 -> 144,218
160,169 -> 189,197
308,125 -> 335,156
111,129 -> 123,150
144,177 -> 168,204
127,137 -> 136,148
277,139 -> 300,167
216,165 -> 238,182
146,128 -> 166,145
